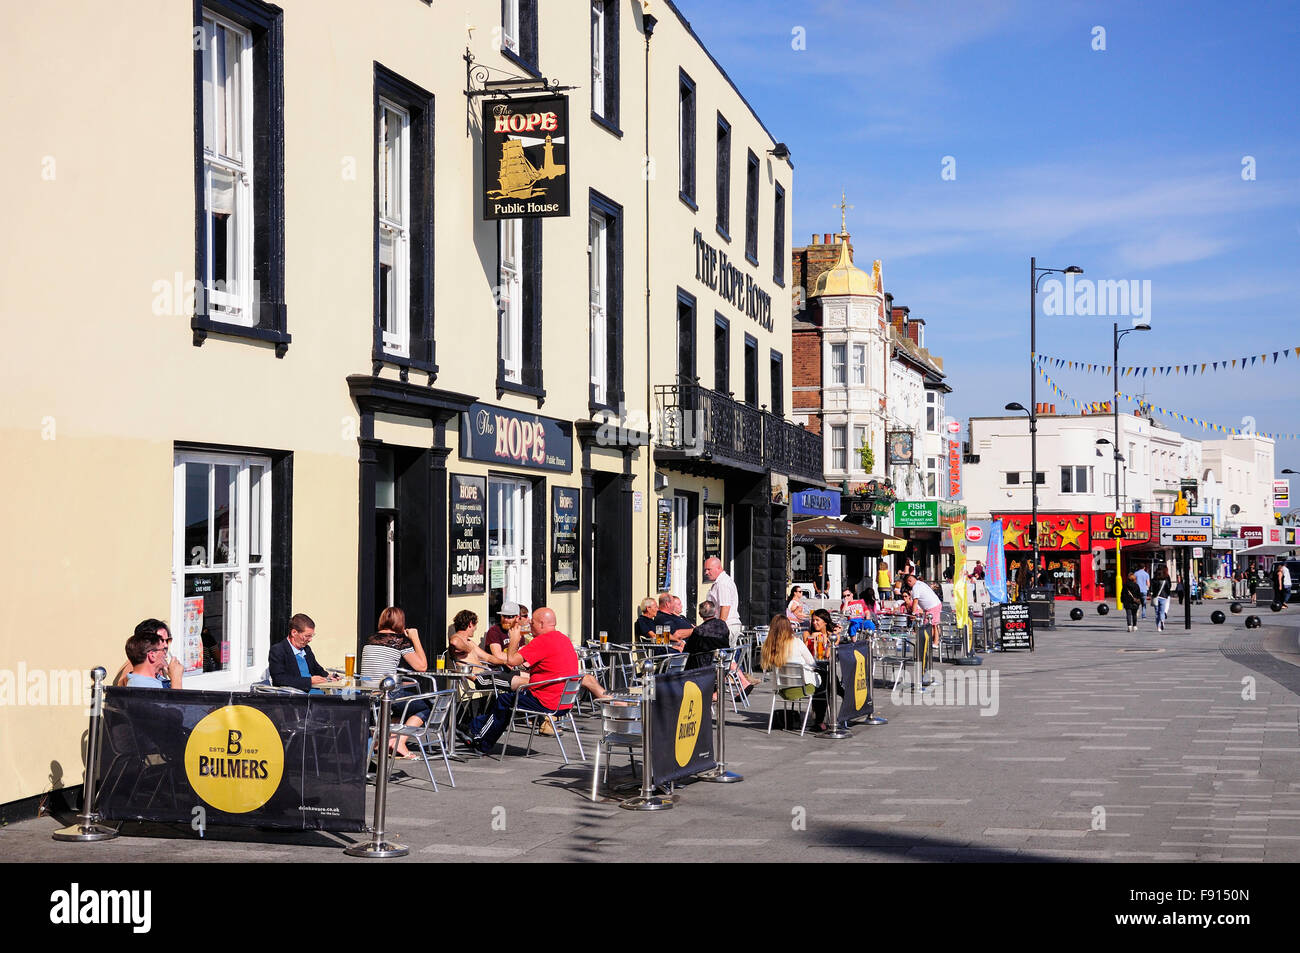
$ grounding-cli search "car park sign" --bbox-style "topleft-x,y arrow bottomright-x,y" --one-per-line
1158,514 -> 1212,546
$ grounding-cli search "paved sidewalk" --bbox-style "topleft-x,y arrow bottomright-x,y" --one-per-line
5,602 -> 1298,862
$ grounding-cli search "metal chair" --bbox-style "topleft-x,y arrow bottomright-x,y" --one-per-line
715,646 -> 749,712
589,696 -> 642,801
498,674 -> 587,764
767,664 -> 815,736
386,689 -> 456,791
250,682 -> 306,695
653,651 -> 689,675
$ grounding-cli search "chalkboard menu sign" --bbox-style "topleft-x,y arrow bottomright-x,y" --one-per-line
449,474 -> 487,595
999,602 -> 1034,651
656,499 -> 673,591
703,504 -> 723,565
551,487 -> 580,592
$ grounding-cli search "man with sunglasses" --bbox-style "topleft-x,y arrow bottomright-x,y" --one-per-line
124,629 -> 171,688
115,618 -> 183,688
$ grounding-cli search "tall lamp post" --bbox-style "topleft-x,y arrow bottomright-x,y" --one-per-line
1110,321 -> 1151,511
1024,258 -> 1084,591
1005,402 -> 1036,597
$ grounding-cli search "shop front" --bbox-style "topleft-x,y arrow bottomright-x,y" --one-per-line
891,500 -> 966,583
993,511 -> 1157,602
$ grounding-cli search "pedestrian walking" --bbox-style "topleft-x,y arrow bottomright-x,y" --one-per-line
1151,566 -> 1172,632
1134,564 -> 1150,620
1121,571 -> 1143,632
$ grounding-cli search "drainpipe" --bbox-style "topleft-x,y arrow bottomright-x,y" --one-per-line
643,11 -> 657,594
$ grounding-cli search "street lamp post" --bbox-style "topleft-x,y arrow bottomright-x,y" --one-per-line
1111,321 -> 1151,511
1026,258 -> 1083,590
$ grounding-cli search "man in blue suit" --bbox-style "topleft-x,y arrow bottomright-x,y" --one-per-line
268,613 -> 330,693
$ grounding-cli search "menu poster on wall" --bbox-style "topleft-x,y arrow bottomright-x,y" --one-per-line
703,504 -> 723,564
182,597 -> 204,675
656,499 -> 673,592
551,487 -> 580,592
449,474 -> 487,595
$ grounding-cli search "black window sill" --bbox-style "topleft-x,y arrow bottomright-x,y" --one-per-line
192,314 -> 291,358
715,224 -> 731,243
500,47 -> 541,79
591,112 -> 622,138
773,274 -> 786,289
745,251 -> 759,268
497,378 -> 547,405
372,349 -> 439,382
679,192 -> 698,212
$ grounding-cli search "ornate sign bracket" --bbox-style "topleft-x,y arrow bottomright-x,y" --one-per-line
464,48 -> 576,136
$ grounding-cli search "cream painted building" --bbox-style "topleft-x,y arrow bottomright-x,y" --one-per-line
0,0 -> 812,808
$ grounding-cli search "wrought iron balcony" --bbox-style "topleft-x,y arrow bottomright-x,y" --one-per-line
654,382 -> 824,483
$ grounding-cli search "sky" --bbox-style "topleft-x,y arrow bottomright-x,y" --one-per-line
675,0 -> 1300,479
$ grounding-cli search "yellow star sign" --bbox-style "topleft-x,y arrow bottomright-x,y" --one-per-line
1002,522 -> 1024,548
1057,523 -> 1084,548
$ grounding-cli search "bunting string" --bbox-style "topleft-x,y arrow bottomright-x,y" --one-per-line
1034,345 -> 1299,378
1034,365 -> 1300,440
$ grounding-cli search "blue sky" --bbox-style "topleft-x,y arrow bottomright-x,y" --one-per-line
678,0 -> 1300,476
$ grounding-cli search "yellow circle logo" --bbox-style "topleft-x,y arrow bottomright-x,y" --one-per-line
184,705 -> 284,814
853,650 -> 868,711
674,681 -> 705,767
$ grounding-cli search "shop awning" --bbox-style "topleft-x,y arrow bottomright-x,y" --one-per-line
1238,543 -> 1297,558
792,517 -> 898,550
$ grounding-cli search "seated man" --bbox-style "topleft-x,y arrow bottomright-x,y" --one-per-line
114,618 -> 183,688
268,613 -> 330,693
651,592 -> 694,649
466,607 -> 604,753
123,630 -> 169,688
633,597 -> 659,642
683,600 -> 731,670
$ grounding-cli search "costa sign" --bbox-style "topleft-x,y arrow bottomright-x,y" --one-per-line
460,402 -> 573,472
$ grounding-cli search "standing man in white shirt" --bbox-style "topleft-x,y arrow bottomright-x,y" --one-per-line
1134,565 -> 1150,620
704,556 -> 753,694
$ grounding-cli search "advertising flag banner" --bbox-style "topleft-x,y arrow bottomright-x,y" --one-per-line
949,520 -> 970,634
985,519 -> 1008,604
648,668 -> 716,786
836,642 -> 874,722
97,688 -> 369,831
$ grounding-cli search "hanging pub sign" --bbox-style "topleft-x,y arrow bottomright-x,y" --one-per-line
460,401 -> 573,472
481,95 -> 570,219
551,487 -> 580,591
886,430 -> 914,467
703,503 -> 723,563
449,474 -> 487,595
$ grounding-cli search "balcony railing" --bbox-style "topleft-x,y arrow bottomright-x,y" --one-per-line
654,382 -> 824,483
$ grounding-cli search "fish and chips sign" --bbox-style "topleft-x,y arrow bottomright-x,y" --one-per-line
482,95 -> 570,219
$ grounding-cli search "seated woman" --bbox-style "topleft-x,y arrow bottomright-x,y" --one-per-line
759,615 -> 819,730
807,609 -> 847,728
361,606 -> 429,760
785,586 -> 809,627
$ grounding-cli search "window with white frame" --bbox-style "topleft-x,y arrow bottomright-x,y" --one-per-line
201,11 -> 254,325
831,344 -> 846,385
502,0 -> 520,54
499,218 -> 523,383
853,425 -> 867,469
678,71 -> 696,203
378,99 -> 410,356
173,450 -> 272,685
852,344 -> 866,385
589,210 -> 608,406
926,391 -> 938,432
591,2 -> 604,113
831,425 -> 847,471
926,456 -> 938,497
1060,465 -> 1092,494
488,476 -> 532,614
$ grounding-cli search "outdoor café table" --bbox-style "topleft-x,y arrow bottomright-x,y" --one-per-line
413,667 -> 482,758
590,643 -> 639,691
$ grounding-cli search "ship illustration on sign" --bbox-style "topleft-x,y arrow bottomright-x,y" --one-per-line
489,134 -> 567,200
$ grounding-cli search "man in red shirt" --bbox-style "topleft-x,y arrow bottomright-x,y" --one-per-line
465,607 -> 590,754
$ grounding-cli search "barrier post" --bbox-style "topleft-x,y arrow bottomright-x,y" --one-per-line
345,676 -> 409,857
864,636 -> 887,726
620,659 -> 673,811
53,668 -> 118,842
819,633 -> 851,739
700,649 -> 743,782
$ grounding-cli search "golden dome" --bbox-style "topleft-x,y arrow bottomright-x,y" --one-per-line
810,233 -> 880,298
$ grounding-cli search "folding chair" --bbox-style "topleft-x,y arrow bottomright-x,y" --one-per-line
715,646 -> 749,712
498,674 -> 587,764
387,689 -> 456,791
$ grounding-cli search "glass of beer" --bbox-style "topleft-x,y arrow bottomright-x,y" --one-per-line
599,630 -> 608,646
344,653 -> 355,679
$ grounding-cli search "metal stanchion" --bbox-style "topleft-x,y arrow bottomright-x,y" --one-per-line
620,660 -> 673,811
819,634 -> 851,739
955,618 -> 983,666
863,637 -> 887,726
53,668 -> 118,842
700,650 -> 743,782
345,676 -> 408,857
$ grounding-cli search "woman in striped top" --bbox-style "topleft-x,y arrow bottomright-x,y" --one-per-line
362,606 -> 428,759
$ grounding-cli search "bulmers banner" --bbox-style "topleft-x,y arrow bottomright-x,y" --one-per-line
648,668 -> 716,786
835,641 -> 873,722
97,688 -> 369,831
